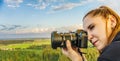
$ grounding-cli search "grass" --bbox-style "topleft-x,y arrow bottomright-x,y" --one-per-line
0,38 -> 99,61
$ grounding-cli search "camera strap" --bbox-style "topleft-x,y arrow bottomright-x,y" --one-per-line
77,48 -> 85,61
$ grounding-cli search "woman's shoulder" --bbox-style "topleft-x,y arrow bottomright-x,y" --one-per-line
102,41 -> 120,55
98,41 -> 120,61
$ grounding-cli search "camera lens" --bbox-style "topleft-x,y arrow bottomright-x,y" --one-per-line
51,30 -> 88,49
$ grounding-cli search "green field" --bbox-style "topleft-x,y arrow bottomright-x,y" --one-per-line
0,38 -> 99,61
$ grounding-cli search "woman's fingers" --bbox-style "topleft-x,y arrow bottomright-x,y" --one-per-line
66,40 -> 72,50
62,40 -> 72,55
62,40 -> 83,61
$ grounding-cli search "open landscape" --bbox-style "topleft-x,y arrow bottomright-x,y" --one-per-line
0,38 -> 99,61
0,0 -> 119,61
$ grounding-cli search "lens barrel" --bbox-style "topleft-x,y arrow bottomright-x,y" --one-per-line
51,30 -> 88,49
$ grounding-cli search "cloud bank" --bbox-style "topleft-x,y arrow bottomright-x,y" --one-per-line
3,0 -> 120,14
0,24 -> 24,31
4,0 -> 93,11
0,24 -> 82,39
2,0 -> 120,39
4,0 -> 23,8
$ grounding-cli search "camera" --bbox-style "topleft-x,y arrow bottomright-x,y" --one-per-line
51,29 -> 88,49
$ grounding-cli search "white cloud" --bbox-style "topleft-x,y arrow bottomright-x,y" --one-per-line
26,3 -> 32,6
26,0 -> 64,10
4,0 -> 23,8
26,2 -> 49,10
7,4 -> 19,8
34,2 -> 49,10
0,24 -> 83,34
13,26 -> 55,34
97,0 -> 106,2
52,3 -> 82,11
26,0 -> 47,9
4,0 -> 95,11
25,24 -> 82,33
26,0 -> 94,11
51,0 -> 94,11
55,24 -> 83,32
81,0 -> 94,4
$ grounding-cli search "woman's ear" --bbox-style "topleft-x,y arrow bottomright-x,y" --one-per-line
108,15 -> 117,29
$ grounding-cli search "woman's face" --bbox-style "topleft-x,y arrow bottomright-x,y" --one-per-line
83,15 -> 112,51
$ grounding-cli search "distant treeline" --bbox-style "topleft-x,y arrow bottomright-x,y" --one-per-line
0,38 -> 50,45
0,40 -> 34,45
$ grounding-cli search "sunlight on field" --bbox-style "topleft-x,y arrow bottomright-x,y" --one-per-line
0,39 -> 50,49
33,39 -> 51,45
0,38 -> 99,61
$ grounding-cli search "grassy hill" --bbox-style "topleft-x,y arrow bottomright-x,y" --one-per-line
0,38 -> 99,61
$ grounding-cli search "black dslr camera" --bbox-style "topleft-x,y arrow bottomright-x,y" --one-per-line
51,29 -> 88,49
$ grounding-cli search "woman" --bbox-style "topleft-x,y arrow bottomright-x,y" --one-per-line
62,6 -> 120,61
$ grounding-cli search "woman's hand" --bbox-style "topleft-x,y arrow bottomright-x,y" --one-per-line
62,40 -> 83,61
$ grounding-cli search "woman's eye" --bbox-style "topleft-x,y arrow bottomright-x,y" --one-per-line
89,25 -> 94,30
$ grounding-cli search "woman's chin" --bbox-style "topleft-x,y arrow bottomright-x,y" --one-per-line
96,46 -> 104,52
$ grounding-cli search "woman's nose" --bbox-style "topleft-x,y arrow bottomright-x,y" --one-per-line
88,32 -> 93,41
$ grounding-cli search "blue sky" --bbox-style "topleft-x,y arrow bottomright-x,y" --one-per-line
0,0 -> 120,39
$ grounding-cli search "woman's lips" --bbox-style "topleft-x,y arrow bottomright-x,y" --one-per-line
93,40 -> 98,46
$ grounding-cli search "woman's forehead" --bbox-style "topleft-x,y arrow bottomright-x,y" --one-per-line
83,15 -> 104,29
83,15 -> 93,28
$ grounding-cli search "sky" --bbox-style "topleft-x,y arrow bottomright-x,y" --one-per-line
0,0 -> 120,39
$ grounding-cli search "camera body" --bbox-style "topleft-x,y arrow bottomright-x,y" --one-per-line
51,29 -> 88,49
